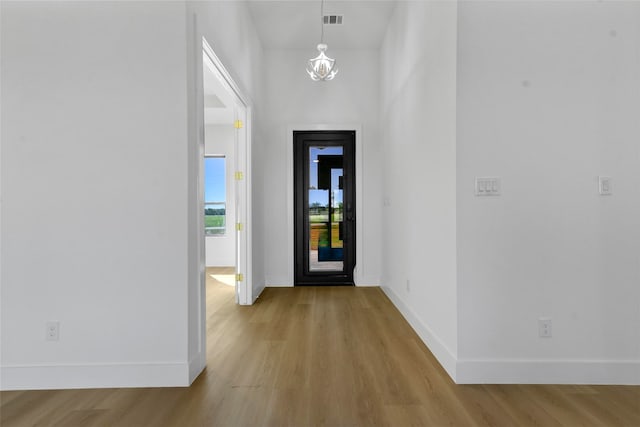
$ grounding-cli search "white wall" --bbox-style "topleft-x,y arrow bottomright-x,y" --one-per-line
185,0 -> 265,381
1,0 -> 267,390
379,1 -> 459,377
187,0 -> 266,304
261,48 -> 382,286
4,0 -> 635,391
456,1 -> 640,384
204,125 -> 236,267
379,0 -> 639,385
1,1 -> 190,389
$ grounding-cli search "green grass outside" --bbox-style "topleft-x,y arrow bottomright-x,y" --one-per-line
310,223 -> 343,249
309,213 -> 343,223
205,215 -> 225,228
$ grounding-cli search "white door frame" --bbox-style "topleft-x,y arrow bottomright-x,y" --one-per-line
200,38 -> 252,305
286,124 -> 364,286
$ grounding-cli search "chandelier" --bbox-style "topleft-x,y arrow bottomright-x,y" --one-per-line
306,0 -> 338,81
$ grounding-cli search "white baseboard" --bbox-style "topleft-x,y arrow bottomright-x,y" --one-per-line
354,277 -> 379,287
381,286 -> 458,382
265,275 -> 292,287
381,286 -> 640,385
252,284 -> 266,303
355,271 -> 379,286
267,283 -> 378,287
265,283 -> 292,287
1,362 -> 190,391
265,278 -> 378,288
188,352 -> 206,384
457,358 -> 640,385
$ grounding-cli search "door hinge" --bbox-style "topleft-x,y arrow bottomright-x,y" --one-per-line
235,171 -> 244,181
234,120 -> 243,129
236,222 -> 243,231
236,273 -> 244,282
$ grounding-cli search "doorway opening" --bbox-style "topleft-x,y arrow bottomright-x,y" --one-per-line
200,37 -> 252,306
204,155 -> 235,287
294,131 -> 356,285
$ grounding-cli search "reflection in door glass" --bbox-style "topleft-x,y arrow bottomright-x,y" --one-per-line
308,146 -> 343,272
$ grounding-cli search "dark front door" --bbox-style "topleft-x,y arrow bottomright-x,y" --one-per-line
294,131 -> 356,286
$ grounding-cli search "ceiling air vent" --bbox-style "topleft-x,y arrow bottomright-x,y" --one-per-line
323,15 -> 344,25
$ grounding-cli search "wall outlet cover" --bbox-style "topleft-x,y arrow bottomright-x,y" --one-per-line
598,176 -> 612,195
538,318 -> 552,338
475,177 -> 501,196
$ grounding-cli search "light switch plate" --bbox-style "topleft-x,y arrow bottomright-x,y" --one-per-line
598,176 -> 612,195
475,177 -> 501,196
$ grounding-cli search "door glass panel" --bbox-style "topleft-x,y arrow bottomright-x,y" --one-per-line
309,146 -> 343,272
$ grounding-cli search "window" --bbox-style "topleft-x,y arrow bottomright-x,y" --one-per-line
204,156 -> 226,235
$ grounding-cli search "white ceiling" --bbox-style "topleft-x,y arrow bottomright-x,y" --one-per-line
246,1 -> 397,49
203,1 -> 396,124
203,53 -> 236,125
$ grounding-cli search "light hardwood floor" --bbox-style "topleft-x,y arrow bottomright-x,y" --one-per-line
2,274 -> 639,426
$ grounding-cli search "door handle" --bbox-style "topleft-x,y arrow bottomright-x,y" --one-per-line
346,205 -> 354,221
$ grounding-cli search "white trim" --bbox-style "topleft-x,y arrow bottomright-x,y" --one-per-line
202,39 -> 250,108
456,359 -> 640,385
381,286 -> 458,381
191,17 -> 207,384
382,286 -> 640,385
246,108 -> 256,304
265,282 -> 291,288
188,351 -> 206,384
1,363 -> 189,391
233,106 -> 252,305
201,37 -> 252,306
285,124 -> 364,286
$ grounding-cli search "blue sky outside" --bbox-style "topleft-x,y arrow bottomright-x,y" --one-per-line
204,157 -> 225,203
205,149 -> 342,206
309,146 -> 343,207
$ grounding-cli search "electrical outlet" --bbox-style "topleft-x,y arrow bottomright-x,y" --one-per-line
598,176 -> 612,195
406,279 -> 410,293
46,321 -> 59,341
538,318 -> 552,338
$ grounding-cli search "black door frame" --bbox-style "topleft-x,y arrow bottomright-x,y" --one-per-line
294,131 -> 356,286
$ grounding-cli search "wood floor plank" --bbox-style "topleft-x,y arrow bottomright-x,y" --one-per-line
523,385 -> 613,427
453,385 -> 517,427
2,282 -> 639,427
485,385 -> 565,427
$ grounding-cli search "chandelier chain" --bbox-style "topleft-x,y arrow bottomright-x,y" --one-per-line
320,0 -> 325,43
306,0 -> 337,81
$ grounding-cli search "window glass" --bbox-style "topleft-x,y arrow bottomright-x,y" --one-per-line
204,157 -> 226,236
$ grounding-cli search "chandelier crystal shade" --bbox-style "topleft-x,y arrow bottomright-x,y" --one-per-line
307,43 -> 338,81
306,0 -> 338,81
